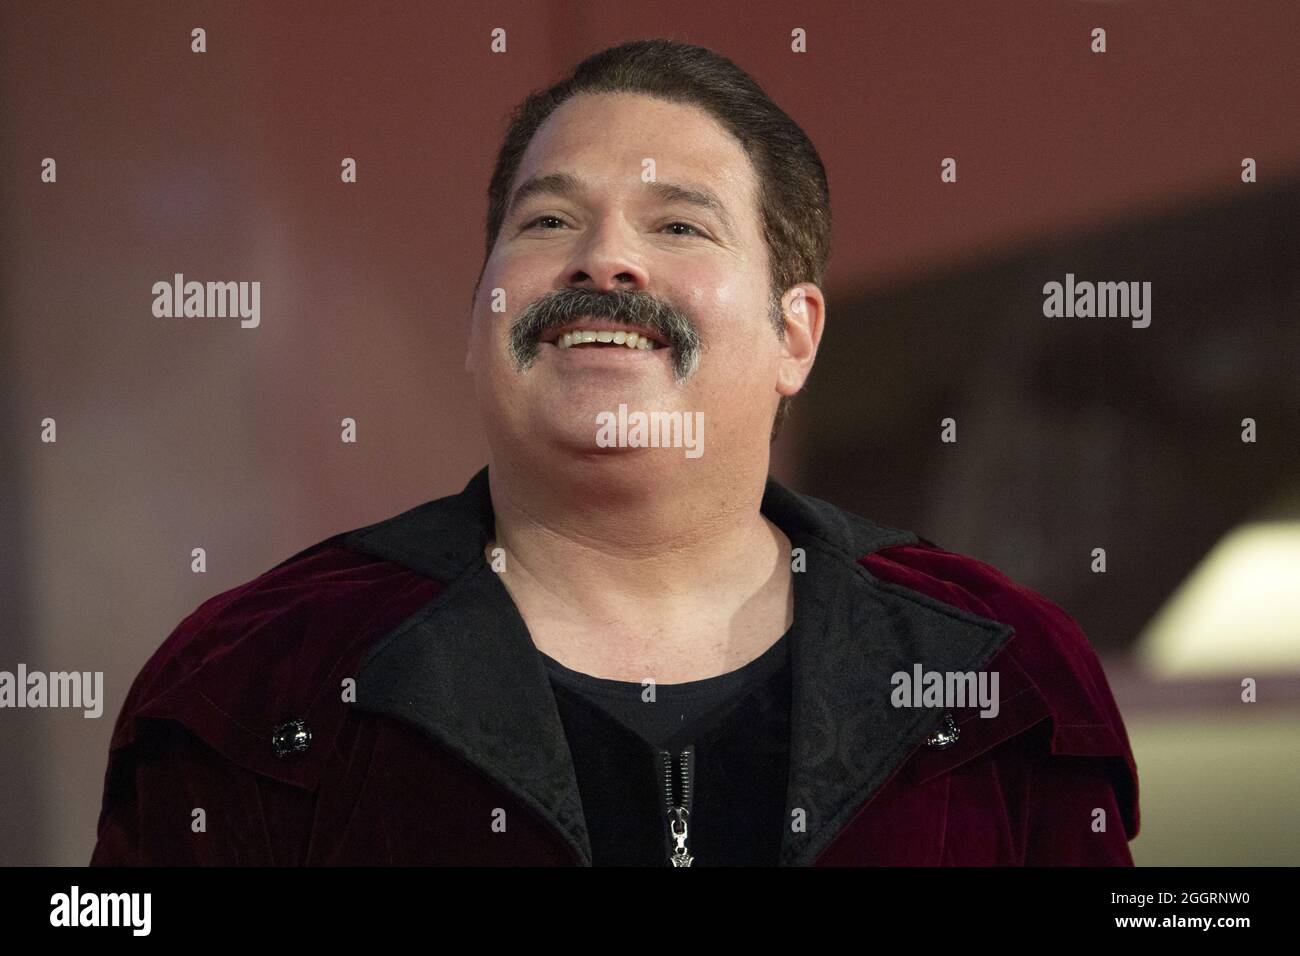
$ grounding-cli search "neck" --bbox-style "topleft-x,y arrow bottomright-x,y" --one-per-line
483,452 -> 793,656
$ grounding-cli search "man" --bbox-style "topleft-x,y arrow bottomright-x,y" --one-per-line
91,38 -> 1139,866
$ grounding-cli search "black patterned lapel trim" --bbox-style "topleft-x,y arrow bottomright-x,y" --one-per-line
756,480 -> 1015,865
342,467 -> 592,865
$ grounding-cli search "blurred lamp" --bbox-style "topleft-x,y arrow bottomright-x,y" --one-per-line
1136,521 -> 1300,678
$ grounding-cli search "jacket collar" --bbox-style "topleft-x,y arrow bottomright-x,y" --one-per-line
343,466 -> 1015,866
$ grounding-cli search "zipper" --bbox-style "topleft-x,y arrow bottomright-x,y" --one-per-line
660,745 -> 695,867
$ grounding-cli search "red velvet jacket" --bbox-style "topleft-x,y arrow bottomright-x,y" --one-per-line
90,466 -> 1140,866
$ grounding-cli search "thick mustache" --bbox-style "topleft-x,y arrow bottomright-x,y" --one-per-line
507,289 -> 701,381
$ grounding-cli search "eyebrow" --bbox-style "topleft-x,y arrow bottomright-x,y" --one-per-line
506,171 -> 737,237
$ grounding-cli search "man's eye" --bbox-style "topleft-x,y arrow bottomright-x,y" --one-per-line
522,217 -> 705,237
524,215 -> 567,230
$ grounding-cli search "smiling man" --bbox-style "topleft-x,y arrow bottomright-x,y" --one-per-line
91,39 -> 1139,867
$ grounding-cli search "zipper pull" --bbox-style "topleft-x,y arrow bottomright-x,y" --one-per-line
669,806 -> 692,867
661,747 -> 694,867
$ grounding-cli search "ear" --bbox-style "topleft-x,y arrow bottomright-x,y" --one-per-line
775,283 -> 825,398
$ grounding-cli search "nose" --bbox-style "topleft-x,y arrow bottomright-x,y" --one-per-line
564,218 -> 650,293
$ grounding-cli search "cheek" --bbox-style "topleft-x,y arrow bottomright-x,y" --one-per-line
477,250 -> 533,321
471,266 -> 531,366
680,274 -> 775,376
490,242 -> 557,300
680,262 -> 756,329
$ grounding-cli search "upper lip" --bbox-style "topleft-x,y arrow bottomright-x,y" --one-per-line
540,318 -> 670,348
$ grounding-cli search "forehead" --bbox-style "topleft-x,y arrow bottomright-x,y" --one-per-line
511,91 -> 762,229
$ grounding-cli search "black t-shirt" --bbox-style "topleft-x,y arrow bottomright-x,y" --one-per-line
541,630 -> 792,866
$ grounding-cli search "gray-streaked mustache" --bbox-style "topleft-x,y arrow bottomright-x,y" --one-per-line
508,290 -> 702,381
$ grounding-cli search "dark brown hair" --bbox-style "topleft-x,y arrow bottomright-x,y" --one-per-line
478,38 -> 831,442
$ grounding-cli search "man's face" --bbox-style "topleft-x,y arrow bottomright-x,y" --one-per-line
466,91 -> 801,463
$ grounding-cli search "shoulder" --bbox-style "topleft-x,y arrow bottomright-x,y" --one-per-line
861,538 -> 1140,838
108,532 -> 445,789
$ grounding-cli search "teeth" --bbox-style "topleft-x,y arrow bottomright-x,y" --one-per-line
556,329 -> 662,350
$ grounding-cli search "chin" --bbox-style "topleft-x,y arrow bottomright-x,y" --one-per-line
517,414 -> 602,453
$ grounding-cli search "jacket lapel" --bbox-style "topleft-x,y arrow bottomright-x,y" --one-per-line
342,466 -> 1015,867
343,469 -> 593,865
766,479 -> 1015,864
